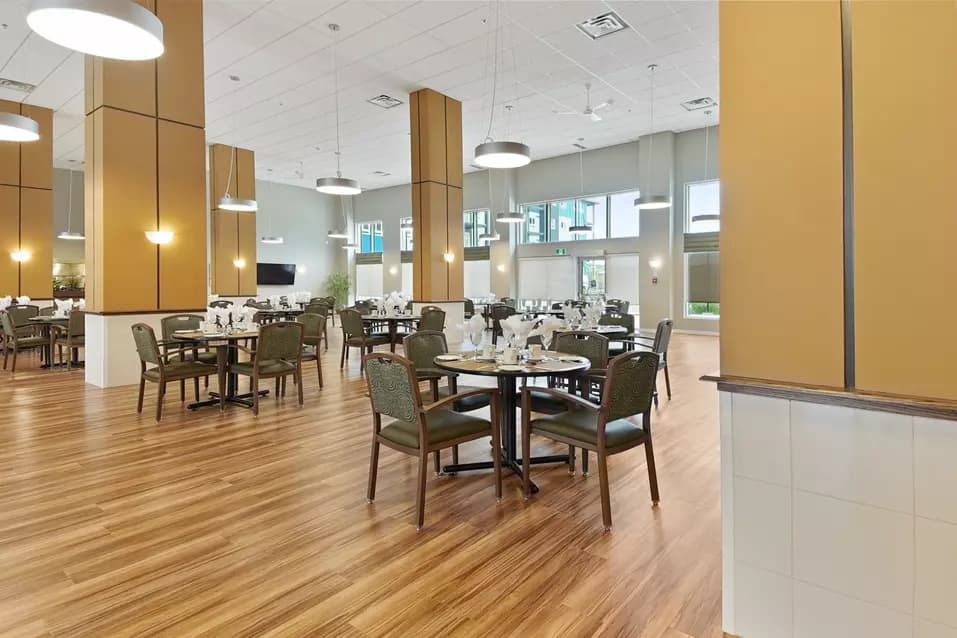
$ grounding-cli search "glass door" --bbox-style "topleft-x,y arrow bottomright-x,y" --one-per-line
580,257 -> 606,301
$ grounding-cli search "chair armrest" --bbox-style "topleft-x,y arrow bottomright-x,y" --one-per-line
422,388 -> 497,413
521,386 -> 599,411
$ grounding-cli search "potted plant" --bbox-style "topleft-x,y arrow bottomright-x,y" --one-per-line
324,272 -> 350,311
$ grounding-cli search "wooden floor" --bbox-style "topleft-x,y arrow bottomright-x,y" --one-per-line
0,332 -> 722,638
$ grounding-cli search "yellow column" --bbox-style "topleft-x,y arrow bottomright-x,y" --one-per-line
209,143 -> 257,297
409,88 -> 464,301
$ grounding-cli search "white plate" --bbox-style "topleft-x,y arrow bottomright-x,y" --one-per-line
435,354 -> 461,361
498,364 -> 524,372
559,356 -> 584,363
174,329 -> 196,333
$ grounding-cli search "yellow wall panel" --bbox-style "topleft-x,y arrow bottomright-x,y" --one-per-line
421,182 -> 449,300
409,92 -> 420,184
445,97 -> 463,188
718,0 -> 845,388
417,89 -> 447,184
0,100 -> 20,187
156,0 -> 205,128
852,1 -> 957,400
236,148 -> 255,201
19,104 -> 52,190
446,186 -> 464,298
86,107 -> 101,310
158,121 -> 206,309
236,212 -> 257,295
18,187 -> 52,298
211,210 -> 238,296
0,185 -> 19,295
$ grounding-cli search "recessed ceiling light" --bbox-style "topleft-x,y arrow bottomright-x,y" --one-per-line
680,97 -> 718,112
367,94 -> 404,109
576,11 -> 628,40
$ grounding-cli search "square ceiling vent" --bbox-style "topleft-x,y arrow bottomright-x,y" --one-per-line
576,11 -> 629,40
680,97 -> 717,111
0,78 -> 36,93
367,94 -> 404,109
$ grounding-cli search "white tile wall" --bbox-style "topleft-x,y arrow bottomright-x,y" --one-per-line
732,393 -> 791,486
735,563 -> 793,638
917,619 -> 957,638
791,402 -> 913,513
734,477 -> 791,576
915,417 -> 957,525
719,391 -> 736,634
793,490 -> 913,612
915,517 -> 957,628
793,582 -> 912,638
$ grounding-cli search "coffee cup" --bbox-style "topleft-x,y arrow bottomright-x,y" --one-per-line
529,344 -> 543,359
503,347 -> 518,365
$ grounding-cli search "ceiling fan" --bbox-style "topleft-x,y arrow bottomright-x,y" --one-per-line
553,82 -> 613,122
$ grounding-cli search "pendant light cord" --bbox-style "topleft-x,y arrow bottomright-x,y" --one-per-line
646,64 -> 656,192
66,170 -> 74,233
333,26 -> 343,178
484,0 -> 500,142
703,110 -> 711,180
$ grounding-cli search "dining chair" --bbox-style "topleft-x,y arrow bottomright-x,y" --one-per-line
599,313 -> 636,357
50,310 -> 85,370
464,298 -> 475,319
230,321 -> 305,415
628,319 -> 674,407
417,305 -> 446,332
489,303 -> 516,341
297,312 -> 325,389
363,352 -> 502,530
1,311 -> 47,372
304,302 -> 332,348
130,323 -> 218,421
339,308 -> 390,373
39,306 -> 54,317
500,297 -> 516,309
7,304 -> 39,337
521,350 -> 661,531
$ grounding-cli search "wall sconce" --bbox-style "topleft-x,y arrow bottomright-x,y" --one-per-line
145,230 -> 174,245
233,258 -> 246,268
388,266 -> 398,276
10,250 -> 31,262
648,257 -> 663,285
443,251 -> 455,263
496,264 -> 506,273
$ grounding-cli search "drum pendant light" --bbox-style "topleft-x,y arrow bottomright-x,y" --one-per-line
27,0 -> 164,61
635,64 -> 671,210
0,112 -> 40,142
259,181 -> 283,243
691,110 -> 720,224
218,145 -> 257,212
57,170 -> 84,240
570,142 -> 593,236
317,24 -> 361,196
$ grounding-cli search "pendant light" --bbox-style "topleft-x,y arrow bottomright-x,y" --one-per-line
0,112 -> 40,142
691,110 -> 720,224
328,196 -> 350,239
479,169 -> 501,241
494,167 -> 523,224
57,170 -> 84,240
635,64 -> 671,210
27,0 -> 164,61
317,23 -> 361,196
474,1 -> 530,169
570,140 -> 593,236
259,181 -> 283,244
218,145 -> 257,212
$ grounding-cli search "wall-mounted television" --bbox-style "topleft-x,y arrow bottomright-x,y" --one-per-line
257,262 -> 296,286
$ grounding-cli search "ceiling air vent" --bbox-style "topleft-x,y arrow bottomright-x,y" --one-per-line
572,142 -> 587,150
0,78 -> 36,93
372,170 -> 391,176
680,97 -> 717,111
367,94 -> 404,109
576,11 -> 628,40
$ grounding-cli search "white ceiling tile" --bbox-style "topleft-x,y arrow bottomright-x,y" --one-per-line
1,33 -> 71,86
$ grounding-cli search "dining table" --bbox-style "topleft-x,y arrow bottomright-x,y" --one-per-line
254,308 -> 303,322
361,313 -> 420,352
171,329 -> 265,410
26,315 -> 76,368
433,351 -> 591,492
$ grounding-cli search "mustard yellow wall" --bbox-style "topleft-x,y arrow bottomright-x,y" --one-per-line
209,144 -> 257,296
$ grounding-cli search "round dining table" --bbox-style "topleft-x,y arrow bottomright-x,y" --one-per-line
361,313 -> 420,352
171,329 -> 263,410
433,352 -> 590,492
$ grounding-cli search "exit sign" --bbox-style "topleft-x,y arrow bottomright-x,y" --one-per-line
555,248 -> 567,255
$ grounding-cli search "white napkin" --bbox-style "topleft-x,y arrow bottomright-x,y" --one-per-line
502,315 -> 535,347
565,307 -> 582,327
0,296 -> 10,311
268,295 -> 281,309
16,295 -> 30,304
208,294 -> 220,303
206,308 -> 217,325
76,298 -> 85,310
467,313 -> 485,346
530,317 -> 564,349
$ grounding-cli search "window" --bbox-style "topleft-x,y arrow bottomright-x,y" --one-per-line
580,258 -> 606,300
609,190 -> 640,238
518,190 -> 638,243
686,251 -> 720,318
580,196 -> 608,240
357,221 -> 383,253
686,179 -> 720,233
399,217 -> 413,251
521,203 -> 547,243
463,209 -> 490,247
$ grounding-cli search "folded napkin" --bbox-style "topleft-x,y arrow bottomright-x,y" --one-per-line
501,314 -> 535,348
530,316 -> 564,348
16,295 -> 30,304
208,294 -> 220,303
466,313 -> 485,347
268,295 -> 281,309
0,296 -> 10,311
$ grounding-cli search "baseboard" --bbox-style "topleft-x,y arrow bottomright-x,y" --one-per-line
674,328 -> 719,336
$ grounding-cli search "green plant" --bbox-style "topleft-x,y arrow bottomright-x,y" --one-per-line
324,272 -> 350,309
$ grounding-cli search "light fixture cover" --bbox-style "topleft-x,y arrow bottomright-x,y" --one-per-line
342,243 -> 358,250
218,196 -> 258,212
570,224 -> 594,235
478,231 -> 500,242
10,250 -> 31,262
0,112 -> 40,142
316,176 -> 361,196
145,230 -> 173,244
634,194 -> 671,210
232,258 -> 246,268
443,251 -> 455,263
327,230 -> 349,239
57,231 -> 85,240
260,236 -> 284,244
474,141 -> 531,169
496,211 -> 524,224
27,0 -> 165,61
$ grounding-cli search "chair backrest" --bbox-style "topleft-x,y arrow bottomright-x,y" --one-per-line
402,330 -> 448,375
363,352 -> 421,423
500,297 -> 516,308
160,313 -> 203,340
0,312 -> 15,338
553,330 -> 609,370
418,306 -> 446,331
39,306 -> 54,316
618,300 -> 631,315
490,303 -> 516,321
8,304 -> 38,326
463,299 -> 475,316
209,300 -> 233,308
354,299 -> 373,312
339,308 -> 365,338
551,302 -> 563,310
652,319 -> 674,354
305,302 -> 331,317
131,323 -> 162,366
68,310 -> 85,336
599,312 -> 635,334
602,350 -> 659,422
255,321 -> 303,363
297,312 -> 326,340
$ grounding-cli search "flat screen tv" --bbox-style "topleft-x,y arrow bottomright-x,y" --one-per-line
257,262 -> 296,286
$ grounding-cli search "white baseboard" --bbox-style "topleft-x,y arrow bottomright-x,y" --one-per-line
674,328 -> 719,337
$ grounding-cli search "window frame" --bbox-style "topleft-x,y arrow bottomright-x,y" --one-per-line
684,178 -> 721,234
356,220 -> 384,254
517,188 -> 640,244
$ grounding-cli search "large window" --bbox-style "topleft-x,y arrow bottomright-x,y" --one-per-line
357,221 -> 383,253
519,190 -> 638,243
399,217 -> 413,251
463,209 -> 490,247
686,251 -> 720,318
686,179 -> 720,233
580,258 -> 606,300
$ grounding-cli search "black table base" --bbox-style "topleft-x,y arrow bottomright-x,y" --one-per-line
188,389 -> 269,410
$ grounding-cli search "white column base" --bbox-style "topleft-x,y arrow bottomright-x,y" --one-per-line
412,301 -> 465,348
85,313 -> 165,388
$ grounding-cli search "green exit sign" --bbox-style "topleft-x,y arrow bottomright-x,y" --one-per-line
555,248 -> 567,255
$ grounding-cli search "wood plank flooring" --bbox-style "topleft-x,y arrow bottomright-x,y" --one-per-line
0,333 -> 722,637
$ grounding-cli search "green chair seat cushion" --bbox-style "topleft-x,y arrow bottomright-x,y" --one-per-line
144,360 -> 215,381
10,336 -> 47,347
345,335 -> 390,347
531,408 -> 646,448
519,388 -> 571,415
434,385 -> 492,412
166,349 -> 215,364
379,410 -> 491,449
229,359 -> 296,377
54,335 -> 85,347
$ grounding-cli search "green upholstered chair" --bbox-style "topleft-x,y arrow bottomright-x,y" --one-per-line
339,308 -> 390,373
1,311 -> 46,372
363,352 -> 501,530
230,321 -> 305,415
7,304 -> 39,337
39,306 -> 54,316
599,312 -> 636,357
624,319 -> 674,407
131,323 -> 218,421
159,314 -> 217,397
489,303 -> 516,341
303,302 -> 331,348
417,305 -> 446,332
521,350 -> 661,531
296,312 -> 325,389
50,310 -> 85,370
